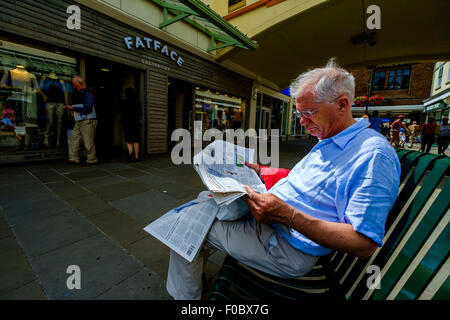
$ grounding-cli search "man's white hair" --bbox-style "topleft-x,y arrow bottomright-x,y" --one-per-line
289,58 -> 355,103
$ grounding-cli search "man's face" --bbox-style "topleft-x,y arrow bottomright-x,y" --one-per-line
72,79 -> 81,91
296,89 -> 344,140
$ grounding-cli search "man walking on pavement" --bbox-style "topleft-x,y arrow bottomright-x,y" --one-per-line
64,76 -> 98,166
420,116 -> 437,153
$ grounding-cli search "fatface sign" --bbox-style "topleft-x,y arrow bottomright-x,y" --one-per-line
123,36 -> 183,67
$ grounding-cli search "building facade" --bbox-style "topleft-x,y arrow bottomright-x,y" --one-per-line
0,0 -> 259,164
423,61 -> 450,124
350,63 -> 434,124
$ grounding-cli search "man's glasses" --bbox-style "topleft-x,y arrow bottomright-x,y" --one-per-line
293,109 -> 319,119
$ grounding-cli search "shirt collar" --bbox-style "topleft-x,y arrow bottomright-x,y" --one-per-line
328,118 -> 370,150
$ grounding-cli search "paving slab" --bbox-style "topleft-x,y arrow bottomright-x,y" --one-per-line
96,162 -> 130,172
0,280 -> 47,300
0,235 -> 37,296
87,209 -> 148,247
114,168 -> 149,179
1,194 -> 73,227
65,194 -> 114,217
12,210 -> 99,258
28,234 -> 146,299
0,181 -> 47,203
109,190 -> 182,224
45,181 -> 92,200
124,235 -> 171,281
132,172 -> 174,188
156,181 -> 203,200
75,175 -> 127,189
0,170 -> 38,186
95,268 -> 172,300
63,169 -> 110,182
88,181 -> 152,202
31,169 -> 68,184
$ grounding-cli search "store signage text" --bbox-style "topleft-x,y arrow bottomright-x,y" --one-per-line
123,36 -> 183,67
425,102 -> 446,112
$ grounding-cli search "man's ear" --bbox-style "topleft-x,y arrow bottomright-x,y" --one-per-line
337,95 -> 351,112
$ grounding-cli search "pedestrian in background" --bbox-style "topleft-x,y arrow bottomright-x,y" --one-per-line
64,76 -> 98,166
420,116 -> 437,153
408,121 -> 420,147
120,87 -> 142,162
399,123 -> 407,148
390,115 -> 404,148
369,110 -> 383,134
437,117 -> 449,156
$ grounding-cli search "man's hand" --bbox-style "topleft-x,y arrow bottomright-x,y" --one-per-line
245,161 -> 261,176
243,185 -> 290,225
64,105 -> 74,111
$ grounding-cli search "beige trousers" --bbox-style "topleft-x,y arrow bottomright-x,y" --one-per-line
166,216 -> 319,300
68,119 -> 98,163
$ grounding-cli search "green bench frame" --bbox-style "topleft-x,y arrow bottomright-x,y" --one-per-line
208,150 -> 449,300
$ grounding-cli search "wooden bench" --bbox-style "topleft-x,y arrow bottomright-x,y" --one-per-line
207,150 -> 449,300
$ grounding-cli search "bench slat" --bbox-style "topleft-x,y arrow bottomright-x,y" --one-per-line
348,157 -> 450,299
371,177 -> 450,299
394,224 -> 449,300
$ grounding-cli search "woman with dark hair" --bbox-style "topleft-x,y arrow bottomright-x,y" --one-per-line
120,87 -> 142,162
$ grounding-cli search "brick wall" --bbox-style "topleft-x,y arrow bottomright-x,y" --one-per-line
350,62 -> 434,105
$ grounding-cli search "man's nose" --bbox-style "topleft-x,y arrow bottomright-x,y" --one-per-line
300,116 -> 310,126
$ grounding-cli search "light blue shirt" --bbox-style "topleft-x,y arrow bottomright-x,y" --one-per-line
269,119 -> 401,256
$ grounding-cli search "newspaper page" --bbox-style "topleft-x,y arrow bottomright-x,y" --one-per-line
144,197 -> 219,262
193,140 -> 267,206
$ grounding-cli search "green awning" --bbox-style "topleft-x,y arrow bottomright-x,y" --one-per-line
150,0 -> 258,52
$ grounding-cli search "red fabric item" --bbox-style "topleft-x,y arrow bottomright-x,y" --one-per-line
260,166 -> 291,190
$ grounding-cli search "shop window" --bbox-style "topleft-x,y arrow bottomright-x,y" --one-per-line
387,67 -> 411,90
371,70 -> 386,91
0,40 -> 78,153
194,88 -> 243,136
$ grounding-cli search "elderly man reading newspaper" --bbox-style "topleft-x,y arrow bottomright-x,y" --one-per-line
166,59 -> 401,300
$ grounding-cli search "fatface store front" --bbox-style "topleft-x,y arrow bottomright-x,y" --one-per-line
0,0 -> 253,164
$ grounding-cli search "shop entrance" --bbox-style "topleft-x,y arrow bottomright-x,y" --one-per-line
85,58 -> 141,158
167,78 -> 194,150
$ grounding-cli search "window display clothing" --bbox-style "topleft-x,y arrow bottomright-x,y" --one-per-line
0,66 -> 39,126
41,73 -> 66,147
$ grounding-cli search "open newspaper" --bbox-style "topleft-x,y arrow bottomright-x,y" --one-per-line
144,140 -> 289,261
144,193 -> 218,262
193,140 -> 267,206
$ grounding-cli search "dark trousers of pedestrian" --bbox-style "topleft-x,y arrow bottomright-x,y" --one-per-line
421,134 -> 435,153
437,136 -> 449,155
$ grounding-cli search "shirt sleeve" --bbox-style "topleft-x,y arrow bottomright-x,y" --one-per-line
73,91 -> 95,114
341,151 -> 400,246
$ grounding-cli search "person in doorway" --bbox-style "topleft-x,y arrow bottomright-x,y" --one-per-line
120,87 -> 142,162
166,58 -> 400,300
437,117 -> 449,156
420,116 -> 437,153
369,110 -> 383,134
64,76 -> 98,166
